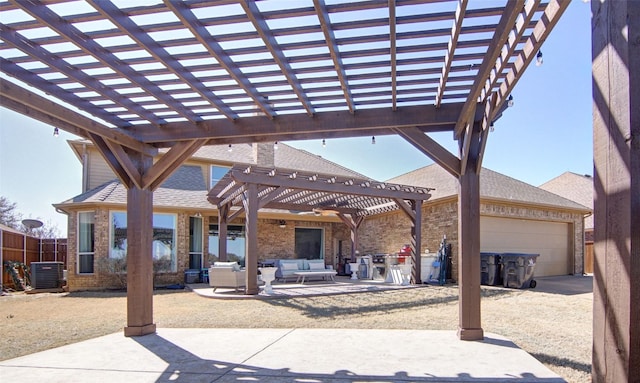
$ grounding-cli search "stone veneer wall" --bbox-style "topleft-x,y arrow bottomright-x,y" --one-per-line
359,198 -> 585,280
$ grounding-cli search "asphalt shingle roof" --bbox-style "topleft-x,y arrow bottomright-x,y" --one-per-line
387,164 -> 591,212
539,171 -> 594,227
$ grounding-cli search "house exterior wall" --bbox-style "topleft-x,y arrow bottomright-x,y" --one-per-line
359,198 -> 585,280
65,208 -> 345,291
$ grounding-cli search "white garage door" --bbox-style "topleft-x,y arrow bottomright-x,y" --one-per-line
480,216 -> 572,277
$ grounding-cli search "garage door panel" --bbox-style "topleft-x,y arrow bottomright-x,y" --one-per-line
480,216 -> 571,277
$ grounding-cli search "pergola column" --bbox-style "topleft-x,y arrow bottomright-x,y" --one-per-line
591,1 -> 639,381
410,199 -> 422,284
217,204 -> 229,262
457,150 -> 483,341
243,183 -> 259,295
123,185 -> 156,337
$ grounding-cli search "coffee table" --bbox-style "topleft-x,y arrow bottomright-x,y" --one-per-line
294,271 -> 337,284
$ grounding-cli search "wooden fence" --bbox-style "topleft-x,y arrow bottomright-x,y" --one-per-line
1,229 -> 67,289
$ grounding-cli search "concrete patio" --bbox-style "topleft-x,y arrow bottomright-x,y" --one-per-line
0,327 -> 565,382
0,276 -> 592,382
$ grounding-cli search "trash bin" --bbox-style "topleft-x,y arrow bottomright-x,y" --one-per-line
500,253 -> 539,289
421,253 -> 438,283
184,269 -> 200,284
480,252 -> 502,286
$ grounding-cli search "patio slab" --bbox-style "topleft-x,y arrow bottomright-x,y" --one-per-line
0,328 -> 565,382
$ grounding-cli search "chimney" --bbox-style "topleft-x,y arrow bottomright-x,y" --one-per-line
253,142 -> 274,167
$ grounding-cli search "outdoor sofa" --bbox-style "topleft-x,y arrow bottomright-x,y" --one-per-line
275,259 -> 335,282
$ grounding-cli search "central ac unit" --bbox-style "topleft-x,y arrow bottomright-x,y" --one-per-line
30,262 -> 64,289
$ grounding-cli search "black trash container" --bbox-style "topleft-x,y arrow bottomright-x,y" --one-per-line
500,253 -> 539,289
480,252 -> 502,286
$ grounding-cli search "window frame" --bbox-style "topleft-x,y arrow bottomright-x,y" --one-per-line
77,210 -> 95,274
210,165 -> 230,189
109,211 -> 178,273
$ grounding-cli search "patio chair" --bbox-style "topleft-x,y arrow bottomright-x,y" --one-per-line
208,262 -> 246,292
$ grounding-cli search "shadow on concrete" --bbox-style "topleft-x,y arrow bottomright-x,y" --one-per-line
131,332 -> 565,383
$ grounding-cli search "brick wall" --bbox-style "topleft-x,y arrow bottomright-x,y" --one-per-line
63,198 -> 585,290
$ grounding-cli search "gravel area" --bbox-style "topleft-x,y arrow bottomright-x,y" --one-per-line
0,281 -> 592,383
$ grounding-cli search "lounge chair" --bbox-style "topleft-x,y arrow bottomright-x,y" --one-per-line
208,262 -> 246,292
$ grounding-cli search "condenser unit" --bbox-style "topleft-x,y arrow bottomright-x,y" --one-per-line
30,262 -> 64,289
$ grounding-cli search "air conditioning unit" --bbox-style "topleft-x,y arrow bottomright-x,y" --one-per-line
30,262 -> 64,289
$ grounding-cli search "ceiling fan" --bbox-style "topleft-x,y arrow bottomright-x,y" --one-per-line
289,207 -> 340,216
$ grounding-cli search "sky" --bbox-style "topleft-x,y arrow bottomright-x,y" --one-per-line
0,1 -> 593,237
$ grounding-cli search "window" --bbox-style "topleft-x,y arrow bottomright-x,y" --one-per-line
110,211 -> 177,272
295,228 -> 323,259
210,165 -> 230,189
189,216 -> 203,269
77,211 -> 95,274
208,224 -> 245,267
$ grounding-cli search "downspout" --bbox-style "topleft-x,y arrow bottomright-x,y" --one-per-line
82,143 -> 89,192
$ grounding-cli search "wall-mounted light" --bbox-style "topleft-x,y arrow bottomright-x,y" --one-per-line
535,50 -> 543,66
53,127 -> 59,137
228,144 -> 232,152
322,139 -> 326,148
194,212 -> 202,218
507,95 -> 514,107
274,141 -> 278,150
371,136 -> 376,144
278,220 -> 286,228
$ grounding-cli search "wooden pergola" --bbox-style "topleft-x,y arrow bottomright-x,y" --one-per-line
208,164 -> 433,293
0,1 -> 637,380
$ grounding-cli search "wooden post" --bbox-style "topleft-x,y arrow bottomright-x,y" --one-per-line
591,1 -> 640,381
218,204 -> 228,262
123,185 -> 156,337
457,158 -> 483,341
243,183 -> 259,295
411,199 -> 422,284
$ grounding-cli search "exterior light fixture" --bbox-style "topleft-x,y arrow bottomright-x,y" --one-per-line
194,212 -> 202,218
507,95 -> 514,107
490,122 -> 495,132
274,141 -> 278,150
53,127 -> 59,137
228,144 -> 232,152
322,139 -> 326,148
278,220 -> 286,228
536,50 -> 543,66
371,136 -> 376,144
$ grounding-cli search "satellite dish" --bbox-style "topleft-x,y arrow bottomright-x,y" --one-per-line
22,219 -> 43,229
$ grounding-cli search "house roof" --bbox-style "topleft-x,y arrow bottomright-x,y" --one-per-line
191,143 -> 366,178
387,164 -> 591,212
539,171 -> 594,228
58,141 -> 371,210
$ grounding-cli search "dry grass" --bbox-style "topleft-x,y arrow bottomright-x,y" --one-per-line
0,284 -> 591,383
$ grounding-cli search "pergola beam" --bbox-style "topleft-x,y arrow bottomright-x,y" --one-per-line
314,0 -> 355,113
241,1 -> 315,117
165,0 -> 274,119
435,0 -> 468,108
0,78 -> 157,157
90,0 -> 238,121
492,0 -> 571,119
127,103 -> 465,144
455,0 -> 523,137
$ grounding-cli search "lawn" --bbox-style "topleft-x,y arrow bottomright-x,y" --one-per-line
0,282 -> 592,383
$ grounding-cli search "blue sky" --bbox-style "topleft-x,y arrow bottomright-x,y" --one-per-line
0,1 -> 592,236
